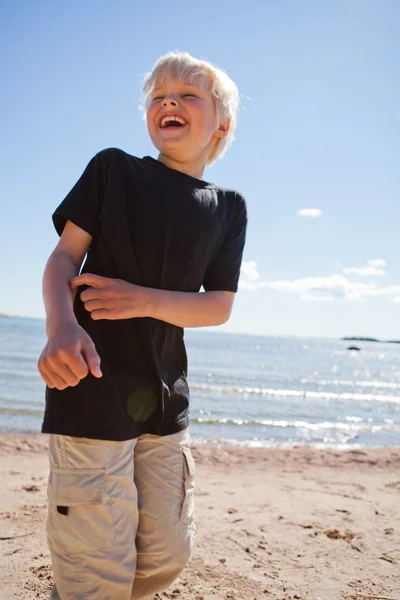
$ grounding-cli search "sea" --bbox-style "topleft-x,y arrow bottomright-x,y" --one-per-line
1,316 -> 400,450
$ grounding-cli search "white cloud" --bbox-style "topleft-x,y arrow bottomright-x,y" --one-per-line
239,259 -> 397,300
367,285 -> 400,297
239,261 -> 267,291
269,274 -> 400,302
240,260 -> 260,282
269,274 -> 376,301
298,208 -> 322,218
342,258 -> 387,277
343,266 -> 385,276
368,259 -> 387,267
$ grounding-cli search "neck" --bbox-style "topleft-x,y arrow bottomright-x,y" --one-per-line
156,152 -> 206,180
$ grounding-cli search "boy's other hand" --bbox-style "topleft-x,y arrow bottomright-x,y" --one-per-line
38,323 -> 102,390
70,274 -> 150,320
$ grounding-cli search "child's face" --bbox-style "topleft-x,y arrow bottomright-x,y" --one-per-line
146,77 -> 226,165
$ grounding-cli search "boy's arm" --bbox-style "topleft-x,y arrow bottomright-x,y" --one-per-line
147,288 -> 235,327
43,220 -> 90,332
70,273 -> 235,327
38,221 -> 103,390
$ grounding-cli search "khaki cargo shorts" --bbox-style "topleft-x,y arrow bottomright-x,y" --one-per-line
46,428 -> 197,600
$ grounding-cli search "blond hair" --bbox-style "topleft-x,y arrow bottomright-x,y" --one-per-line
142,51 -> 240,166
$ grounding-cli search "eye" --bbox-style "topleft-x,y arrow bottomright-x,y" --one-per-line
183,93 -> 196,98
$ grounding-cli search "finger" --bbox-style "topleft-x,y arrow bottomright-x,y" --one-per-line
44,366 -> 69,390
80,288 -> 105,302
48,359 -> 80,387
38,362 -> 56,389
49,372 -> 70,390
83,299 -> 106,313
81,339 -> 103,378
62,353 -> 90,380
47,357 -> 75,389
91,309 -> 112,320
71,273 -> 107,290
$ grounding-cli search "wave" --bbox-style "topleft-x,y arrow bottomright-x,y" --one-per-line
0,354 -> 38,365
300,378 -> 400,390
189,383 -> 400,404
190,416 -> 399,432
0,392 -> 44,404
189,437 -> 365,450
0,370 -> 40,381
0,407 -> 44,417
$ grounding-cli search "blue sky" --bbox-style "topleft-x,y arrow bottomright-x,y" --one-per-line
1,1 -> 399,339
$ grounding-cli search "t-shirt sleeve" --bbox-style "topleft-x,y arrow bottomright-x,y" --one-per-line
52,150 -> 109,237
203,193 -> 248,293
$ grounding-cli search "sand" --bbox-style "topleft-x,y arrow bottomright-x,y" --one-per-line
0,433 -> 399,600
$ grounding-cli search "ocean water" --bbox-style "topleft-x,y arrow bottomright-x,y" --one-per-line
1,316 -> 400,449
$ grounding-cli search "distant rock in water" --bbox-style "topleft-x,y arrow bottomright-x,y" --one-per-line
341,337 -> 400,345
342,337 -> 379,343
347,346 -> 361,351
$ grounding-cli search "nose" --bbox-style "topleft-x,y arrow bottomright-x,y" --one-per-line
162,95 -> 179,107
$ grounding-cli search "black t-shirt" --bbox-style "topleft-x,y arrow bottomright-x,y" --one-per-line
41,148 -> 248,440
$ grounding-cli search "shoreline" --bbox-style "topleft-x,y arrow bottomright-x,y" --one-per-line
1,433 -> 399,599
1,428 -> 399,452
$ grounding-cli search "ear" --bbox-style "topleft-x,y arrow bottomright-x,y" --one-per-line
216,118 -> 230,138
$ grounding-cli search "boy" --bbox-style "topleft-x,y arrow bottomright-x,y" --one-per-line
38,51 -> 248,600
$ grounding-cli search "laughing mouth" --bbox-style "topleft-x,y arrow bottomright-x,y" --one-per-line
159,115 -> 188,129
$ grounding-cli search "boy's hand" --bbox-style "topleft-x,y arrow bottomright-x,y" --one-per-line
70,274 -> 151,320
38,323 -> 102,390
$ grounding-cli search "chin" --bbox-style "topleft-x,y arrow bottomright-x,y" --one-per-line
156,140 -> 189,153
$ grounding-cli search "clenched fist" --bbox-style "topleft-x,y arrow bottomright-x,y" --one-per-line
38,322 -> 102,390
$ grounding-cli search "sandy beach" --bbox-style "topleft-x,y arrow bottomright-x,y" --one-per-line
0,434 -> 399,600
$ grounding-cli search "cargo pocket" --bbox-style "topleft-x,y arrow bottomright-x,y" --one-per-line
180,446 -> 196,526
46,467 -> 113,554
